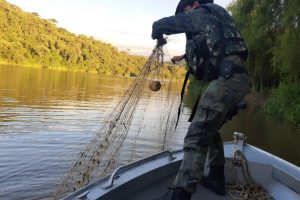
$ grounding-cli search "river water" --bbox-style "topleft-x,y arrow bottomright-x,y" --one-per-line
0,65 -> 299,200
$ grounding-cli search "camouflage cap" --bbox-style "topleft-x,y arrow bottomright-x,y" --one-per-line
175,0 -> 214,15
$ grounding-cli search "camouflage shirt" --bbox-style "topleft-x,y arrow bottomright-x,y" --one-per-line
152,3 -> 247,61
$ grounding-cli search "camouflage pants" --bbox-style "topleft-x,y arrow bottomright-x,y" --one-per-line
174,58 -> 249,193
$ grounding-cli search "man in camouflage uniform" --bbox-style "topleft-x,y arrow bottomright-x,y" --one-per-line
152,0 -> 249,199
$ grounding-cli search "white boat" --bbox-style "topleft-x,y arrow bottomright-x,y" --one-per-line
61,133 -> 300,200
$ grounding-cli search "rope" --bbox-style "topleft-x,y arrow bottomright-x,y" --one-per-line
226,150 -> 273,200
227,183 -> 273,200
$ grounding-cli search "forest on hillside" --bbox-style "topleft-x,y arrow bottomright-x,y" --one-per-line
229,0 -> 300,126
0,0 -> 185,79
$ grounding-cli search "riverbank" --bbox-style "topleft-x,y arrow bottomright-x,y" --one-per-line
244,91 -> 268,109
245,86 -> 299,128
0,62 -> 186,81
0,62 -> 99,73
0,61 -> 41,68
264,82 -> 300,128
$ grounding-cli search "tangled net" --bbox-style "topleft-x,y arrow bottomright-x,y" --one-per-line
54,46 -> 182,198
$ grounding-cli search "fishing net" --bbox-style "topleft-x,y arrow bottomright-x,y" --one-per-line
54,46 -> 183,198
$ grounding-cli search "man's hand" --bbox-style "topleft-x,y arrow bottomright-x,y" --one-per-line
156,37 -> 167,47
171,54 -> 185,64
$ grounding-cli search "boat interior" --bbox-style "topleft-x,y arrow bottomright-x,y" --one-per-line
62,133 -> 300,200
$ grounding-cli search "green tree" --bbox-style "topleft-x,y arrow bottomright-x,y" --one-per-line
229,0 -> 300,125
0,0 -> 150,76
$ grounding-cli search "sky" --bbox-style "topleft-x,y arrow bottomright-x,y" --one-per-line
7,0 -> 233,57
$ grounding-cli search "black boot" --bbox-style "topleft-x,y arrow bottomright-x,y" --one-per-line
201,166 -> 225,196
170,187 -> 192,200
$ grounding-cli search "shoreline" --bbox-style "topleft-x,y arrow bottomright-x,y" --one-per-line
0,63 -> 185,82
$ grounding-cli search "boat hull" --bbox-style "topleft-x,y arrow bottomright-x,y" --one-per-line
61,142 -> 300,200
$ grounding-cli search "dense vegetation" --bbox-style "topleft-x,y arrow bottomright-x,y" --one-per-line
264,82 -> 300,127
229,0 -> 300,126
0,0 -> 185,79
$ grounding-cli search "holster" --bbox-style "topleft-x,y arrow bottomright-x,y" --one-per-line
219,58 -> 248,79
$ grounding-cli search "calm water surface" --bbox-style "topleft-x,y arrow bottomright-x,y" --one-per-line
0,65 -> 299,200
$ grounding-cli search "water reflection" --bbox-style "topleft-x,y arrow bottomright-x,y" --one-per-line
0,65 -> 131,106
0,65 -> 133,199
221,102 -> 300,166
0,65 -> 299,200
0,65 -> 184,199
